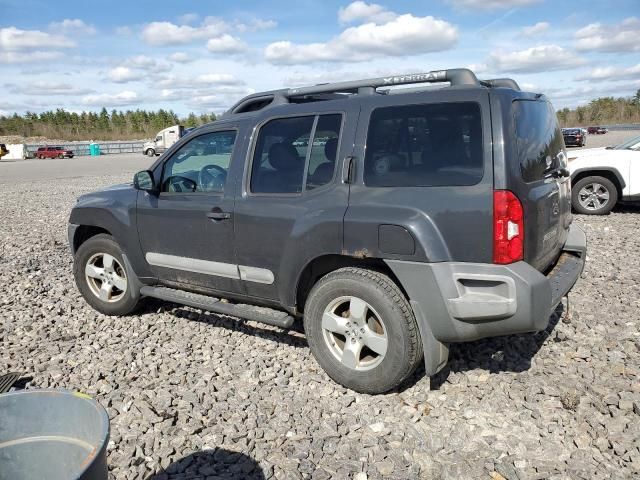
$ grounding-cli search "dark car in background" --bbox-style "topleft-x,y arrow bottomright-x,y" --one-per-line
587,126 -> 608,134
563,128 -> 586,147
36,146 -> 74,159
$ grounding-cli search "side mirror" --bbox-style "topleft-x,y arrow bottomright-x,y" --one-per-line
133,170 -> 157,192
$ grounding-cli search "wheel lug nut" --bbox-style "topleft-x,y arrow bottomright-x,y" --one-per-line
360,328 -> 365,333
351,338 -> 356,343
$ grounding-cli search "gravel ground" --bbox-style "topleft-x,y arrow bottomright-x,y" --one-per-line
1,169 -> 639,480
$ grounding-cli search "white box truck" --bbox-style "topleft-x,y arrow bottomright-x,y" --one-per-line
143,125 -> 185,157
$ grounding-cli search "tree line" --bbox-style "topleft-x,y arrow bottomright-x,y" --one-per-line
1,90 -> 639,141
0,108 -> 218,141
557,90 -> 640,127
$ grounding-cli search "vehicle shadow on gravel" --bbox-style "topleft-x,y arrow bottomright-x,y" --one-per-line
145,300 -> 308,350
417,303 -> 566,391
614,203 -> 640,214
146,448 -> 265,479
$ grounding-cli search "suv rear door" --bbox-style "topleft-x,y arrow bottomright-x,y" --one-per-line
233,100 -> 358,303
506,98 -> 571,271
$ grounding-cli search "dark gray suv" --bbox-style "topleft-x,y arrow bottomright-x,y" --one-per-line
68,69 -> 586,394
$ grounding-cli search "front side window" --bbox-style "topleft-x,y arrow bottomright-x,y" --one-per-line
250,114 -> 343,194
364,102 -> 483,187
161,130 -> 236,193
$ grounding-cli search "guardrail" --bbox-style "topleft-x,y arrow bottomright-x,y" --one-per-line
25,141 -> 146,157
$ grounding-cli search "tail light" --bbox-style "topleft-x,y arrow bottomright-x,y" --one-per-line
493,190 -> 524,264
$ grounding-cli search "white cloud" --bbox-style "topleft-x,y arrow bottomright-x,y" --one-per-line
127,55 -> 172,73
575,64 -> 640,82
338,1 -> 396,25
168,52 -> 193,63
0,26 -> 75,51
9,81 -> 93,95
522,22 -> 550,36
0,50 -> 63,64
574,17 -> 640,52
207,34 -> 247,54
265,14 -> 457,64
159,89 -> 190,101
488,45 -> 586,73
108,66 -> 145,83
81,91 -> 139,106
178,13 -> 199,25
157,73 -> 242,89
235,19 -> 277,32
466,63 -> 490,74
141,17 -> 228,46
447,0 -> 540,10
49,19 -> 97,35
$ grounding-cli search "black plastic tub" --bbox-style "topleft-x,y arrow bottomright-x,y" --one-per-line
0,389 -> 109,480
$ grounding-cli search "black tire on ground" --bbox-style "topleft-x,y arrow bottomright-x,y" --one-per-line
73,233 -> 143,316
38,155 -> 44,159
572,175 -> 618,215
146,149 -> 155,157
303,267 -> 423,394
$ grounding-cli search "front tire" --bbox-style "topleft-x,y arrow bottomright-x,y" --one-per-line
73,234 -> 142,315
304,267 -> 422,394
572,176 -> 617,215
145,149 -> 155,157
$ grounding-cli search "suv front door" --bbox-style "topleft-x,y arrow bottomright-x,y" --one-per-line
137,128 -> 243,295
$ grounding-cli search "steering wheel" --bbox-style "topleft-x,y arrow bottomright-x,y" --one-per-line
198,164 -> 227,192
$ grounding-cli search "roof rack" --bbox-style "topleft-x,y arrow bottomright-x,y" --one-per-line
222,68 -> 519,117
480,78 -> 521,90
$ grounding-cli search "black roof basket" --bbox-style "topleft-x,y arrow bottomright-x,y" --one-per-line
222,68 -> 519,117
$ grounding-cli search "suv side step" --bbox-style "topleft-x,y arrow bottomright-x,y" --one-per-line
140,286 -> 295,329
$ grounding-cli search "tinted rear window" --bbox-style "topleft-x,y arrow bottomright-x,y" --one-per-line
514,100 -> 565,182
364,102 -> 483,187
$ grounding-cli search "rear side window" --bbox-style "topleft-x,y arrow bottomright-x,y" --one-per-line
250,114 -> 342,194
514,100 -> 565,182
364,102 -> 483,187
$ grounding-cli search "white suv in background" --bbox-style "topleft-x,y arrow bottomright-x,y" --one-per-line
569,134 -> 640,214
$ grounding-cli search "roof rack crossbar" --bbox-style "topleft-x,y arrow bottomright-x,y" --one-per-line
224,68 -> 482,116
287,68 -> 479,97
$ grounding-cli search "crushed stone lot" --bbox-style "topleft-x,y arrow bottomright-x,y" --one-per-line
1,164 -> 639,480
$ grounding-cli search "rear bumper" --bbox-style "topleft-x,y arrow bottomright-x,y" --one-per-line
386,224 -> 586,343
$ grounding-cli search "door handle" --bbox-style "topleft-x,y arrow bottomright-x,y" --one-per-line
206,211 -> 231,220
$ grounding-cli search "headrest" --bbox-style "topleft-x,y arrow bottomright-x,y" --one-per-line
324,138 -> 338,162
268,143 -> 300,171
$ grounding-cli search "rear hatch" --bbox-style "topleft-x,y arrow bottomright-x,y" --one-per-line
510,99 -> 572,272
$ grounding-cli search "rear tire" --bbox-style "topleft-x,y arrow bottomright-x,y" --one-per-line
73,234 -> 142,316
304,267 -> 422,394
572,176 -> 617,215
146,149 -> 155,157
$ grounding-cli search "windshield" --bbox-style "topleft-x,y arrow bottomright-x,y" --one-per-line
615,134 -> 640,151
